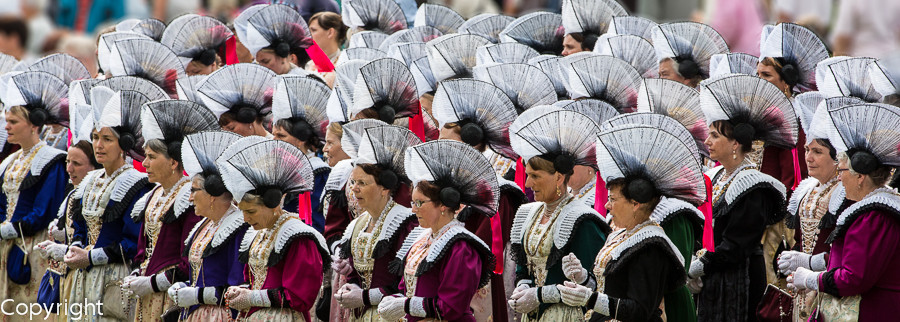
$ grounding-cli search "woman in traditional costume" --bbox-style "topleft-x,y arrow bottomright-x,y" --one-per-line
377,140 -> 496,321
0,71 -> 69,313
271,75 -> 332,231
64,84 -> 155,321
333,125 -> 421,321
651,21 -> 729,89
161,14 -> 233,76
431,78 -> 528,322
234,4 -> 331,76
220,139 -> 330,321
560,0 -> 626,56
785,102 -> 900,321
24,54 -> 91,152
196,63 -> 277,138
164,130 -> 248,321
122,100 -> 218,320
688,74 -> 798,321
506,108 -> 611,321
557,124 -> 700,321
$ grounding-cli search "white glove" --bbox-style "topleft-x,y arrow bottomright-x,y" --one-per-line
168,282 -> 202,308
508,287 -> 540,314
335,283 -> 365,309
787,267 -> 820,291
0,222 -> 17,239
558,281 -> 592,307
377,295 -> 406,321
123,276 -> 154,298
562,253 -> 588,284
35,241 -> 67,261
331,256 -> 353,276
688,258 -> 705,279
49,219 -> 66,242
777,251 -> 810,275
686,276 -> 703,294
225,287 -> 271,311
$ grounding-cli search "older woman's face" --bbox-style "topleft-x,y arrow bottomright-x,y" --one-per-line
805,140 -> 837,183
411,187 -> 441,229
658,59 -> 691,87
91,128 -> 125,167
142,146 -> 179,184
239,198 -> 278,230
66,146 -> 95,186
189,176 -> 213,218
524,162 -> 564,203
757,62 -> 789,95
349,166 -> 390,211
323,129 -> 349,167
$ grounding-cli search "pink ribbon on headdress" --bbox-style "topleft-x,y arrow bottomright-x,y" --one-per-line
409,105 -> 426,141
791,148 -> 801,190
133,160 -> 146,173
701,174 -> 715,252
306,42 -> 334,73
594,172 -> 607,217
515,158 -> 526,191
298,191 -> 312,225
66,128 -> 72,149
491,213 -> 504,274
225,37 -> 239,65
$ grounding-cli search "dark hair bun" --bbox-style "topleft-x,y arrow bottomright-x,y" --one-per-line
274,42 -> 292,58
582,33 -> 599,51
850,150 -> 879,175
677,58 -> 700,79
378,169 -> 399,190
166,141 -> 182,163
235,106 -> 258,124
780,63 -> 800,86
377,105 -> 396,124
28,107 -> 49,127
626,177 -> 657,203
553,154 -> 575,175
203,173 -> 227,197
439,187 -> 461,210
460,123 -> 484,146
733,123 -> 756,147
289,118 -> 314,142
118,132 -> 136,152
262,187 -> 283,208
197,48 -> 218,66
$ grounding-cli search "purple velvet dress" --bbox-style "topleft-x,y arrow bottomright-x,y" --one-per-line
819,204 -> 900,321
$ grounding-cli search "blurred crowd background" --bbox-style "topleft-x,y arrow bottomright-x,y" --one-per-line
0,0 -> 897,74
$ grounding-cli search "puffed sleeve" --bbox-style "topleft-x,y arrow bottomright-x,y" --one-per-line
702,189 -> 770,272
279,237 -> 325,313
820,211 -> 900,297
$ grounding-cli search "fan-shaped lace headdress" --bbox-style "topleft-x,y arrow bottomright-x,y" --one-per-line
699,74 -> 798,149
141,99 -> 220,162
431,78 -> 518,160
272,75 -> 330,145
405,140 -> 500,216
182,130 -> 242,196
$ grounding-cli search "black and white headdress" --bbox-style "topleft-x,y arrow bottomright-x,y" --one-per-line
499,12 -> 565,55
802,94 -> 863,144
272,75 -> 330,145
349,31 -> 389,49
161,15 -> 234,67
96,90 -> 151,161
556,99 -> 619,127
601,112 -> 703,166
869,55 -> 900,99
327,60 -> 367,123
475,42 -> 540,65
699,74 -> 798,149
336,47 -> 387,66
141,99 -> 220,162
458,13 -> 514,44
637,78 -> 708,156
816,56 -> 881,103
341,0 -> 408,35
473,63 -> 557,113
197,63 -> 276,122
378,26 -> 443,52
409,57 -> 438,97
97,31 -> 150,76
350,58 -> 420,123
339,119 -> 389,159
819,103 -> 900,174
108,37 -> 186,96
431,79 -> 518,160
607,16 -> 657,42
116,18 -> 166,41
426,33 -> 492,82
652,22 -> 729,80
709,53 -> 759,78
596,124 -> 705,205
3,71 -> 69,127
561,0 -> 627,48
182,130 -> 242,196
27,53 -> 90,84
234,4 -> 314,59
594,34 -> 658,78
219,139 -> 315,207
528,55 -> 568,99
387,42 -> 427,66
405,140 -> 500,215
562,55 -> 642,113
95,76 -> 169,102
414,4 -> 465,34
510,108 -> 599,173
759,23 -> 829,93
355,125 -> 422,189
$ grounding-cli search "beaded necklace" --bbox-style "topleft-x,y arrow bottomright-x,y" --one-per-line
350,199 -> 395,289
592,220 -> 658,292
188,219 -> 217,284
248,211 -> 292,289
711,161 -> 755,205
139,176 -> 190,273
799,177 -> 838,254
83,165 -> 132,245
524,195 -> 573,285
403,220 -> 463,297
2,143 -> 43,221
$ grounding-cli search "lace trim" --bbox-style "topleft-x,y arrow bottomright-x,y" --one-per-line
238,228 -> 259,263
828,183 -> 846,215
787,178 -> 820,216
20,146 -> 66,190
309,156 -> 331,176
510,203 -> 540,247
336,216 -> 359,259
605,224 -> 684,264
267,216 -> 331,271
552,202 -> 606,249
650,196 -> 704,226
372,204 -> 415,259
171,181 -> 193,220
111,169 -> 147,202
722,169 -> 786,205
208,205 -> 248,250
129,192 -> 151,222
393,225 -> 494,289
324,159 -> 353,192
409,297 -> 427,317
184,218 -> 205,248
828,188 -> 900,243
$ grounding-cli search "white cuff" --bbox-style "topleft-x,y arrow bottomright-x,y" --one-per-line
250,290 -> 272,307
540,285 -> 560,303
0,223 -> 17,239
89,248 -> 109,266
201,287 -> 218,304
154,273 -> 172,292
409,297 -> 426,318
592,293 -> 610,316
810,253 -> 827,271
517,279 -> 533,288
368,288 -> 385,305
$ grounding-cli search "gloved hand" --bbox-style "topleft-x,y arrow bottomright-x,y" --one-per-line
777,251 -> 810,275
688,258 -> 705,279
49,219 -> 66,242
167,282 -> 201,308
508,287 -> 540,314
35,241 -> 67,261
787,267 -> 820,291
562,253 -> 588,284
331,255 -> 353,276
0,222 -> 17,240
686,276 -> 703,294
225,287 -> 270,311
123,276 -> 154,298
376,295 -> 406,321
63,246 -> 90,269
557,281 -> 592,307
335,283 -> 364,309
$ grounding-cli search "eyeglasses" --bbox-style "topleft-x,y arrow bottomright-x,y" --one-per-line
837,168 -> 850,174
189,187 -> 204,193
411,199 -> 432,208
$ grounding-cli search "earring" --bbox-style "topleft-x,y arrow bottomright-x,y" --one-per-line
732,149 -> 737,160
556,185 -> 562,197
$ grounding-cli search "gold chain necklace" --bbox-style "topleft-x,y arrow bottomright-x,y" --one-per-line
248,211 -> 292,289
2,144 -> 43,221
351,200 -> 395,288
711,162 -> 754,205
593,220 -> 659,292
83,165 -> 131,245
140,177 -> 190,273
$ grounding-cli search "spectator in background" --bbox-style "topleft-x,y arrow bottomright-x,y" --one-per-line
831,0 -> 900,59
151,0 -> 200,22
273,0 -> 339,22
638,0 -> 699,22
22,0 -> 54,58
0,16 -> 27,60
51,0 -> 125,34
58,34 -> 99,77
704,0 -> 765,56
771,0 -> 831,36
307,11 -> 346,87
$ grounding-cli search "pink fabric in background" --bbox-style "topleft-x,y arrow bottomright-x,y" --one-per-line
708,0 -> 764,56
